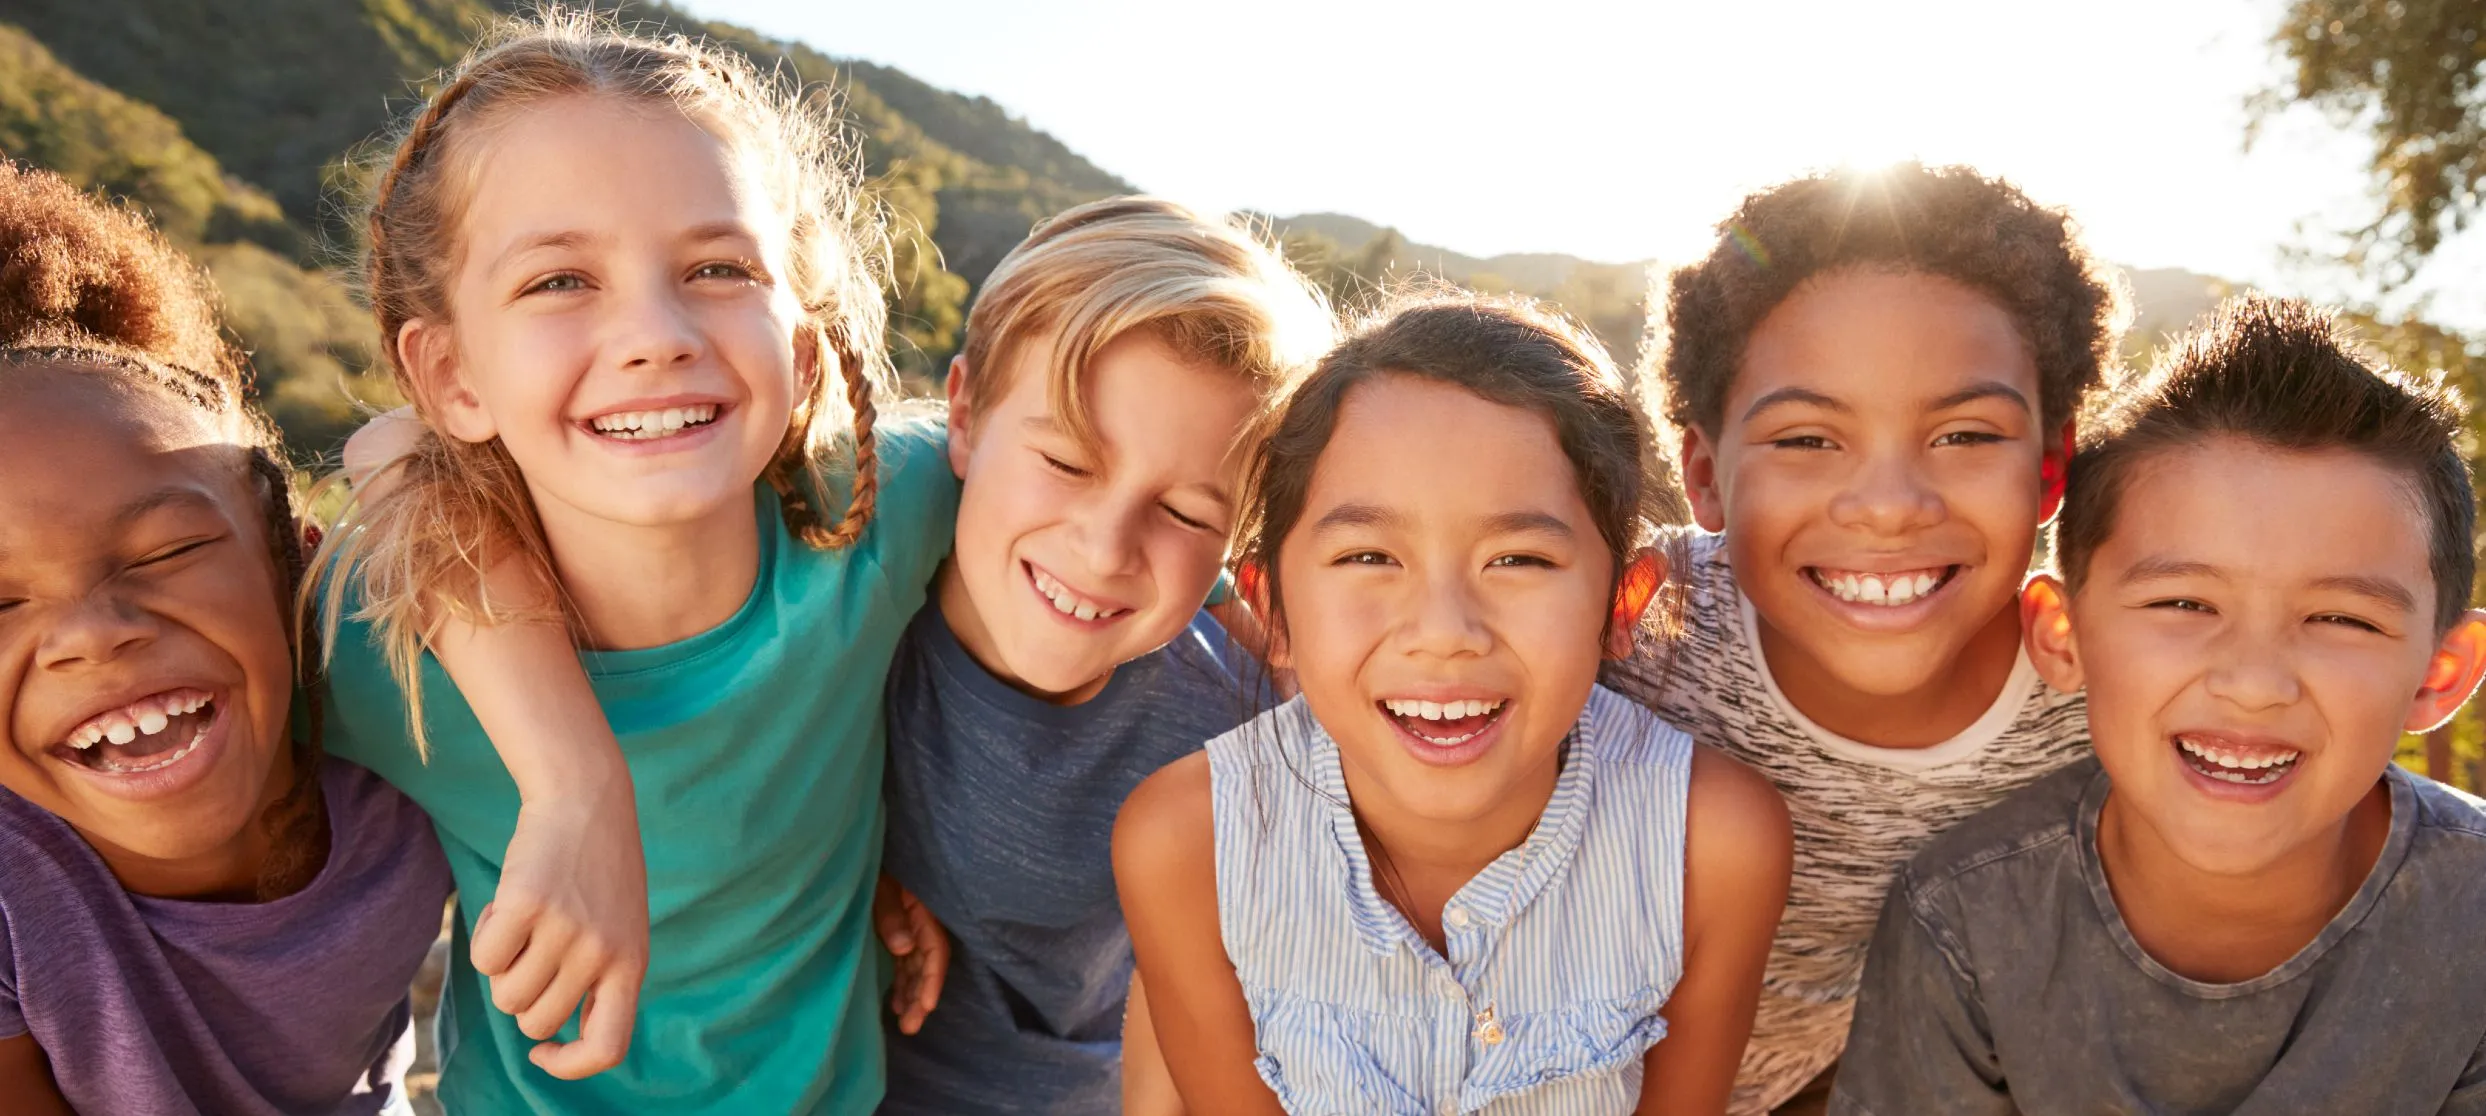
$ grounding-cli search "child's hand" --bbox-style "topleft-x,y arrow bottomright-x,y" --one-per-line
471,778 -> 651,1079
875,874 -> 950,1035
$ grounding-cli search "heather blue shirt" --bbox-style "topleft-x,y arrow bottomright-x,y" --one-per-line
879,604 -> 1254,1114
0,758 -> 452,1115
1835,758 -> 2486,1116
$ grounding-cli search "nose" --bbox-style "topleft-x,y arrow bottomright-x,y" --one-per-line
37,590 -> 159,673
2201,629 -> 2303,713
1826,448 -> 1945,537
610,283 -> 705,374
1398,568 -> 1493,661
1067,495 -> 1146,581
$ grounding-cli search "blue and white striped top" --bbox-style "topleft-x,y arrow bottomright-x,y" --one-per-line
1209,684 -> 1695,1115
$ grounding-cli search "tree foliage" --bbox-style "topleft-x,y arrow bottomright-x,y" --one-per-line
2264,0 -> 2486,283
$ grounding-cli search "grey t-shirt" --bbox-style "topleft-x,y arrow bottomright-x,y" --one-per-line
0,757 -> 454,1115
1832,757 -> 2486,1116
879,604 -> 1255,1115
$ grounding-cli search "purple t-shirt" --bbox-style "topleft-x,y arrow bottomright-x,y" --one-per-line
0,757 -> 453,1114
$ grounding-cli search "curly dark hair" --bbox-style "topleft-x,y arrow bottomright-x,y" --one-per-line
0,160 -> 329,900
1650,162 -> 2127,438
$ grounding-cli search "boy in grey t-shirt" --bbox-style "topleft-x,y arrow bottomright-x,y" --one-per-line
1834,295 -> 2486,1116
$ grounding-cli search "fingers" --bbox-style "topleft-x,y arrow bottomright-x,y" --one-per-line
529,971 -> 640,1079
909,907 -> 949,1018
873,875 -> 916,956
470,899 -> 530,977
516,955 -> 598,1042
486,923 -> 569,1021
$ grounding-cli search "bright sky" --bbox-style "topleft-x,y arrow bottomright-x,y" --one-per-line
686,0 -> 2482,323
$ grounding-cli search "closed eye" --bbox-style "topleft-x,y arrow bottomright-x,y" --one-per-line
133,537 -> 219,569
1163,504 -> 1214,533
2311,612 -> 2385,634
1038,453 -> 1093,479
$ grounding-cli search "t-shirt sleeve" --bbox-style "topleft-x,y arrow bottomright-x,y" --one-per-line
2444,1030 -> 2486,1116
859,412 -> 959,594
1827,867 -> 2012,1116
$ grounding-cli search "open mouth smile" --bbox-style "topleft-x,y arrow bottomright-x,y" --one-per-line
585,402 -> 723,442
1025,561 -> 1131,625
1804,565 -> 1963,608
2175,733 -> 2303,788
54,687 -> 219,775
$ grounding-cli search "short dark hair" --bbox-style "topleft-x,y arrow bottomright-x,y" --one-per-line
2054,293 -> 2475,633
1651,162 -> 2124,438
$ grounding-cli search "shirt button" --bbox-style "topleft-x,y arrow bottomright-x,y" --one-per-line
1445,906 -> 1471,930
1437,1101 -> 1459,1116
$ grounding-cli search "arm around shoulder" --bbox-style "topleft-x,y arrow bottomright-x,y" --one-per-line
0,1035 -> 74,1116
1637,746 -> 1791,1115
1113,754 -> 1285,1116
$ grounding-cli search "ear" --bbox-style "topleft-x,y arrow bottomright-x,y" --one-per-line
2405,610 -> 2486,733
399,319 -> 494,445
2039,418 -> 2076,525
944,355 -> 974,479
2020,574 -> 2083,695
1237,560 -> 1288,669
1679,425 -> 1727,533
1604,547 -> 1669,660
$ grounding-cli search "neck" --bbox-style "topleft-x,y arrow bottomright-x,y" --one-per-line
93,745 -> 301,902
1339,744 -> 1561,949
532,486 -> 763,651
2096,779 -> 2392,983
1755,598 -> 2023,748
935,560 -> 1114,706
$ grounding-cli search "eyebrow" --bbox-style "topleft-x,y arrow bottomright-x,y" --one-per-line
1741,386 -> 1850,423
1310,502 -> 1404,534
113,487 -> 223,529
490,229 -> 601,276
1483,511 -> 1575,539
1308,504 -> 1575,539
2119,557 -> 2420,614
1928,381 -> 2032,414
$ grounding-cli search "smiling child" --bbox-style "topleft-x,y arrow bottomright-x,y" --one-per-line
1833,294 -> 2486,1114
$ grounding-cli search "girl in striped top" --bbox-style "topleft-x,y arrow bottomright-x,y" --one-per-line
1114,291 -> 1793,1115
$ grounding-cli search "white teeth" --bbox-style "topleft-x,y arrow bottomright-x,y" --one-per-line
1031,568 -> 1123,622
105,722 -> 137,746
136,709 -> 169,736
1383,698 -> 1506,721
1816,568 -> 1948,606
591,404 -> 718,438
2177,736 -> 2300,783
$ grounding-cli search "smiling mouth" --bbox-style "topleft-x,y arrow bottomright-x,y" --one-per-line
1805,565 -> 1962,607
2176,734 -> 2302,786
587,403 -> 721,441
57,689 -> 218,775
1027,562 -> 1129,623
1379,697 -> 1509,747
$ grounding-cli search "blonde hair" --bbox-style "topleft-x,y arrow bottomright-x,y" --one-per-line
958,196 -> 1334,453
310,10 -> 895,755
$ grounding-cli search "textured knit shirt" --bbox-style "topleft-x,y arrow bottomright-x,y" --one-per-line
880,605 -> 1253,1114
1834,758 -> 2486,1116
0,759 -> 452,1115
1600,531 -> 2089,1115
1211,686 -> 1693,1115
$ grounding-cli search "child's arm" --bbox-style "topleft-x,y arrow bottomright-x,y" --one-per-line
873,873 -> 950,1034
1112,753 -> 1285,1116
1120,971 -> 1185,1116
342,412 -> 649,1080
0,1037 -> 72,1116
1637,746 -> 1792,1116
1819,865 -> 2013,1116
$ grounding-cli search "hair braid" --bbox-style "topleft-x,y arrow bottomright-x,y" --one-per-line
363,70 -> 484,362
247,446 -> 330,900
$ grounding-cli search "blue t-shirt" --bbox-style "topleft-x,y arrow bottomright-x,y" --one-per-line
879,604 -> 1256,1114
323,417 -> 958,1115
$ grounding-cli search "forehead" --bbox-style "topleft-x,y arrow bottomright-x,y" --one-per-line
0,370 -> 252,539
455,94 -> 783,256
2097,439 -> 2435,595
1733,268 -> 2037,409
1304,375 -> 1587,520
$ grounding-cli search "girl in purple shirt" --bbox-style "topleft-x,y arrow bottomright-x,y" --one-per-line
0,162 -> 452,1114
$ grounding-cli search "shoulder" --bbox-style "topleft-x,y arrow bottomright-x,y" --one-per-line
2404,767 -> 2486,842
835,404 -> 960,584
1684,743 -> 1793,883
1898,757 -> 2097,901
1114,751 -> 1217,896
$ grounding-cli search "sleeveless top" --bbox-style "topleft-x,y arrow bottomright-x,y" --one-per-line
1209,685 -> 1693,1115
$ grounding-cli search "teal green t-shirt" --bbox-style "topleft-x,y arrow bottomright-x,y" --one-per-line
322,417 -> 957,1115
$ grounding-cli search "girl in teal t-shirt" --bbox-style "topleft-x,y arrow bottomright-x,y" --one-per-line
311,14 -> 954,1113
